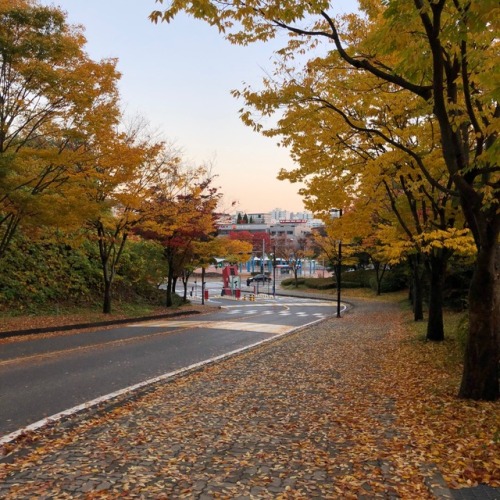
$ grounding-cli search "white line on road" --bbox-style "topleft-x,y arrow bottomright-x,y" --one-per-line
129,320 -> 291,335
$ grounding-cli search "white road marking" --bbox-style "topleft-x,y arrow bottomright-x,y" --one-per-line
223,301 -> 334,308
129,320 -> 291,335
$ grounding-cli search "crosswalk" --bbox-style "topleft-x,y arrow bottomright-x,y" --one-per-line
215,308 -> 327,319
130,295 -> 335,335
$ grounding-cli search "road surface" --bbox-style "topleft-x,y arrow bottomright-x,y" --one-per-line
0,294 -> 343,439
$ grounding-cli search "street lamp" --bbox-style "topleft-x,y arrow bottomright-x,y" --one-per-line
272,245 -> 276,297
261,238 -> 265,274
332,208 -> 343,318
337,239 -> 342,318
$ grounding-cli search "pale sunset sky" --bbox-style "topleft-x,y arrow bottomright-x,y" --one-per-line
40,0 -> 358,213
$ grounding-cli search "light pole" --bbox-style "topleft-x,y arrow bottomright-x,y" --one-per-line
260,238 -> 265,275
337,239 -> 342,318
332,208 -> 343,318
272,245 -> 276,297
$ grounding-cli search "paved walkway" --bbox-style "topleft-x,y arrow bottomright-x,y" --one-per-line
0,297 -> 497,499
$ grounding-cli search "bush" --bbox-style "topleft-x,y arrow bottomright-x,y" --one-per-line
0,232 -> 167,313
369,267 -> 408,293
0,235 -> 101,311
304,277 -> 335,290
115,240 -> 165,303
341,269 -> 375,287
281,277 -> 306,287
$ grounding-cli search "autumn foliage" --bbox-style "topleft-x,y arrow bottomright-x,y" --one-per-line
152,0 -> 499,400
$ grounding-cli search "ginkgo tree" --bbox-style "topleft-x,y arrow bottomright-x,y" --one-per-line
151,0 -> 499,400
218,237 -> 253,265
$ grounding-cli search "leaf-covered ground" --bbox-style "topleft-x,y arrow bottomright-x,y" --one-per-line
0,297 -> 498,498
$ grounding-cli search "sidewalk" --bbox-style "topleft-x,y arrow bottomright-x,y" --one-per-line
0,297 -> 498,498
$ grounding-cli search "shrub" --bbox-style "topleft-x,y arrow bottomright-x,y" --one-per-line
369,267 -> 408,293
281,277 -> 306,287
342,269 -> 375,287
304,277 -> 335,290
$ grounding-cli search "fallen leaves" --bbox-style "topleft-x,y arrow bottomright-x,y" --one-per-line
0,298 -> 498,498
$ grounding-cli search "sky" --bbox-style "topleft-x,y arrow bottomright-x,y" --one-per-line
40,0 -> 358,213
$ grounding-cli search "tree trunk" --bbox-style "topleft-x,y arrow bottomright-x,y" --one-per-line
459,242 -> 499,400
166,275 -> 173,307
103,279 -> 112,314
409,255 -> 424,321
164,248 -> 176,308
373,261 -> 387,296
201,267 -> 206,305
0,213 -> 21,260
426,251 -> 448,342
165,260 -> 174,307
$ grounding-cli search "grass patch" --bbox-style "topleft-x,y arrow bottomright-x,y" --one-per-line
405,307 -> 469,374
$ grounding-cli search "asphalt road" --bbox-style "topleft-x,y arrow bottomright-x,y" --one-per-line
0,294 -> 341,438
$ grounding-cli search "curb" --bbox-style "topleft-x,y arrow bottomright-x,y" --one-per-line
420,464 -> 454,499
0,309 -> 204,340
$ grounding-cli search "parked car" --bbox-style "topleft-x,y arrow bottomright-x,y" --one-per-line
246,274 -> 272,286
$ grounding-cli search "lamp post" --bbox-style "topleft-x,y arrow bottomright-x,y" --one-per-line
337,239 -> 342,318
261,238 -> 265,274
332,208 -> 343,318
272,245 -> 276,297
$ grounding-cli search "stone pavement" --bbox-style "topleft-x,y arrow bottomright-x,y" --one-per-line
0,297 -> 498,499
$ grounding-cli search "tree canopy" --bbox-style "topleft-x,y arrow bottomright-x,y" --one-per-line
151,0 -> 499,400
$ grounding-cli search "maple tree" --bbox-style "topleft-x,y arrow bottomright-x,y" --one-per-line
152,0 -> 499,400
228,230 -> 253,245
140,165 -> 221,307
229,230 -> 271,254
175,235 -> 252,302
0,0 -> 121,259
